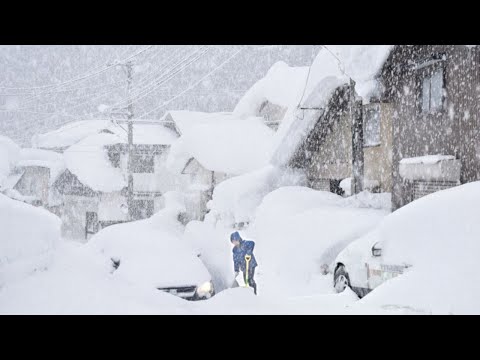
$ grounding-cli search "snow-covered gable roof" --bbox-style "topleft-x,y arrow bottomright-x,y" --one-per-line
271,46 -> 393,167
166,113 -> 275,175
163,111 -> 234,136
64,132 -> 127,193
17,148 -> 65,185
233,61 -> 309,121
32,120 -> 112,150
33,120 -> 178,151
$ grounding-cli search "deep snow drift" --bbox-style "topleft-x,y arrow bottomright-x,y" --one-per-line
0,194 -> 61,289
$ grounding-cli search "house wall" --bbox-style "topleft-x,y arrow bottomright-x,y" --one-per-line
14,167 -> 50,204
98,192 -> 128,223
306,113 -> 353,190
60,195 -> 99,242
363,103 -> 394,193
382,45 -> 480,210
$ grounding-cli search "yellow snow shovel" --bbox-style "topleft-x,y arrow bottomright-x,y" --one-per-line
244,254 -> 252,288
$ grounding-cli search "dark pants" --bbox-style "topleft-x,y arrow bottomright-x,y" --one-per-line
243,266 -> 257,295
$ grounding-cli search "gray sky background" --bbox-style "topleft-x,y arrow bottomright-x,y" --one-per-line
0,45 -> 320,146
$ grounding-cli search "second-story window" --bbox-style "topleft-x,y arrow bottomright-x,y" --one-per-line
364,105 -> 381,147
131,153 -> 155,173
421,68 -> 444,114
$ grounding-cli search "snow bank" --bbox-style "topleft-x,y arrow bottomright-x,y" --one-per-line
64,132 -> 126,192
247,186 -> 388,297
0,135 -> 20,187
167,115 -> 274,175
207,165 -> 306,226
0,241 -> 191,315
0,194 -> 61,287
233,61 -> 309,120
347,182 -> 480,314
87,192 -> 211,289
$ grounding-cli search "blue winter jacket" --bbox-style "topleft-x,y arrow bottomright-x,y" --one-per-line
233,239 -> 258,272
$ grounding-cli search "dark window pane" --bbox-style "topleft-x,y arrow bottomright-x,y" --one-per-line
422,76 -> 431,113
430,69 -> 444,111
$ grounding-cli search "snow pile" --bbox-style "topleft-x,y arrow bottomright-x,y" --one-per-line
64,132 -> 126,192
167,115 -> 275,175
348,182 -> 480,314
32,120 -> 111,149
0,135 -> 20,187
87,191 -> 211,289
206,165 -> 307,226
248,186 -> 388,297
233,61 -> 309,120
182,220 -> 234,292
0,241 -> 191,315
342,191 -> 392,211
0,194 -> 61,287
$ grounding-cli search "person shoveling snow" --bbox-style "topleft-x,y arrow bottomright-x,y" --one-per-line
230,231 -> 258,295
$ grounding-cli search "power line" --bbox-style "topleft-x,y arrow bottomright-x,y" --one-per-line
0,45 -> 154,91
139,47 -> 245,118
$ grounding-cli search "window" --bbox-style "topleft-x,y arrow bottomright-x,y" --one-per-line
421,68 -> 444,113
85,212 -> 99,238
130,199 -> 154,220
363,106 -> 381,147
131,153 -> 154,173
109,151 -> 121,168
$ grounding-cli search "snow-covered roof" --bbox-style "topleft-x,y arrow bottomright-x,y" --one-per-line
17,148 -> 66,185
166,114 -> 275,175
64,132 -> 127,193
233,61 -> 309,121
302,45 -> 393,107
399,155 -> 456,165
32,120 -> 112,150
33,120 -> 178,150
127,124 -> 178,145
270,46 -> 393,167
162,111 -> 233,135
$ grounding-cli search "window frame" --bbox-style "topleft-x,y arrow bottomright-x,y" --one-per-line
417,63 -> 446,115
363,103 -> 382,148
130,152 -> 155,174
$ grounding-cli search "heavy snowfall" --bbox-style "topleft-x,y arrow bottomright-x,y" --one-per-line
0,45 -> 479,315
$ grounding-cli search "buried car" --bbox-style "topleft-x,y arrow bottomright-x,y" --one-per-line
86,204 -> 215,301
333,181 -> 480,300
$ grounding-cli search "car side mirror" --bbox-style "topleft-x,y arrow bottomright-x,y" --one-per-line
372,242 -> 382,257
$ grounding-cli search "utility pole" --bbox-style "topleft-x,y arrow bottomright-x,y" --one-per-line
125,61 -> 134,221
109,60 -> 135,221
350,79 -> 364,195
